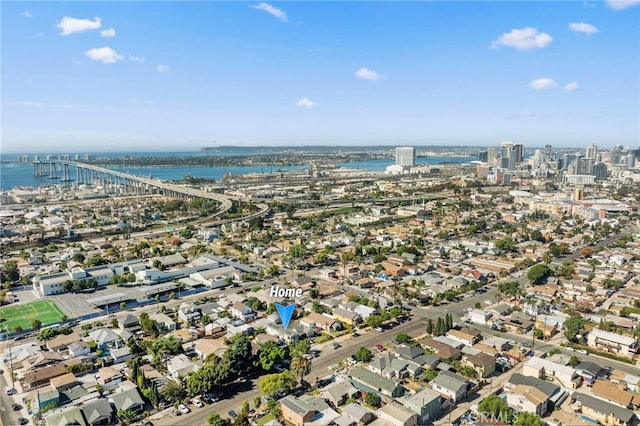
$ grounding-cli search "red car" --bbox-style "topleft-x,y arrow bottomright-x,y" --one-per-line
375,344 -> 384,352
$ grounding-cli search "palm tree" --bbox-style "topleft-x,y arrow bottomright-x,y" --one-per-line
291,355 -> 311,388
117,409 -> 138,425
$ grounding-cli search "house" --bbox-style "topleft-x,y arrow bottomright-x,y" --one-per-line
194,338 -> 228,359
23,364 -> 67,389
506,384 -> 548,416
320,380 -> 360,407
339,403 -> 376,425
503,316 -> 534,334
522,357 -> 582,389
86,328 -> 122,350
332,307 -> 361,325
446,328 -> 482,346
377,401 -> 419,426
68,341 -> 91,358
166,354 -> 202,379
299,312 -> 342,332
468,309 -> 492,325
575,361 -> 607,381
587,329 -> 638,357
49,373 -> 78,392
150,312 -> 177,331
421,338 -> 462,361
349,366 -> 404,398
81,398 -> 114,425
46,332 -> 83,352
118,314 -> 140,331
109,387 -> 145,413
110,346 -> 133,364
45,406 -> 87,426
280,395 -> 332,426
230,302 -> 255,322
430,370 -> 468,403
507,374 -> 565,409
462,352 -> 496,378
371,355 -> 408,384
97,366 -> 124,390
572,393 -> 636,426
403,388 -> 442,425
177,302 -> 202,324
591,380 -> 636,409
35,386 -> 60,410
22,351 -> 64,371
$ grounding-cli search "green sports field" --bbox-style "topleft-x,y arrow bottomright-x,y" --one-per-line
0,300 -> 67,333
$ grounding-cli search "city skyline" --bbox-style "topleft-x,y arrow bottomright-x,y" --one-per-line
2,1 -> 639,153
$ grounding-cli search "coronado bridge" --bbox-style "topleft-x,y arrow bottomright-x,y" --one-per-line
33,160 -> 234,218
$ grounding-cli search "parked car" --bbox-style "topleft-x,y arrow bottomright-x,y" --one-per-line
5,386 -> 14,395
328,343 -> 340,350
229,410 -> 238,419
18,418 -> 29,425
178,404 -> 190,414
192,399 -> 204,408
12,403 -> 22,411
375,344 -> 384,352
171,408 -> 181,416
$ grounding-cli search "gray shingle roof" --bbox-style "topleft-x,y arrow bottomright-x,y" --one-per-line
573,392 -> 635,423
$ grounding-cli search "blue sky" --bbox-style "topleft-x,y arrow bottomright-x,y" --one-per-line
2,1 -> 639,153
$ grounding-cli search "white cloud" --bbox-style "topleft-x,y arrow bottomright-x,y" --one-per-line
295,97 -> 316,109
564,82 -> 580,91
21,11 -> 32,18
607,0 -> 640,9
529,78 -> 557,90
57,16 -> 102,36
17,101 -> 43,108
569,22 -> 599,34
253,3 -> 288,22
85,47 -> 123,64
129,55 -> 146,63
156,64 -> 170,73
355,67 -> 385,81
100,28 -> 116,38
490,27 -> 553,50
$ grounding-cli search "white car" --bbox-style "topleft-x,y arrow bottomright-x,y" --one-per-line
178,404 -> 190,414
192,399 -> 204,408
5,386 -> 14,395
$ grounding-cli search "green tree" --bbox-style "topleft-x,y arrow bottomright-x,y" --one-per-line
435,317 -> 444,336
207,413 -> 229,426
201,314 -> 212,326
355,347 -> 373,362
527,264 -> 551,284
117,409 -> 138,425
396,333 -> 411,344
0,260 -> 20,283
259,371 -> 297,397
568,355 -> 581,368
31,319 -> 42,330
495,237 -> 517,253
564,316 -> 587,343
291,355 -> 312,386
426,318 -> 434,336
513,412 -> 544,426
257,340 -> 286,371
139,312 -> 159,337
159,379 -> 183,403
478,395 -> 512,423
497,281 -> 522,298
364,392 -> 381,408
366,314 -> 383,328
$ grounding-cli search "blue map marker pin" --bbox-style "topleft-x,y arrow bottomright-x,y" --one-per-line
275,303 -> 296,329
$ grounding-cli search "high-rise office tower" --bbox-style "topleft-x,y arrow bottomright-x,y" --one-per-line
478,151 -> 488,162
586,144 -> 597,160
396,147 -> 416,167
487,147 -> 498,165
